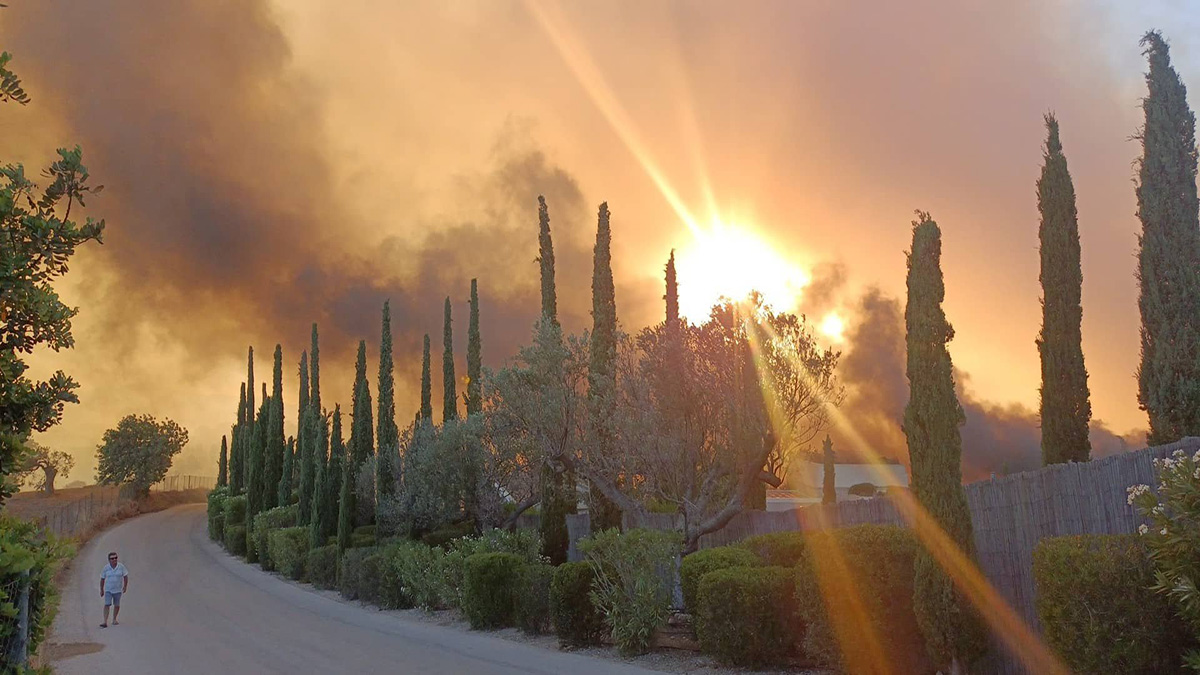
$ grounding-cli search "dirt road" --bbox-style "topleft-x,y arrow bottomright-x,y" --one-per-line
49,504 -> 658,674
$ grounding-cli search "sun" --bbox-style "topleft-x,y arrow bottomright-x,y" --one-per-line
673,219 -> 809,322
819,312 -> 846,343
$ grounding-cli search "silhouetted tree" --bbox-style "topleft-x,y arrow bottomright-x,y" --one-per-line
420,334 -> 433,422
588,202 -> 621,530
1136,31 -> 1200,445
903,212 -> 985,672
377,301 -> 398,517
264,344 -> 285,508
218,435 -> 228,487
335,407 -> 353,555
443,298 -> 457,423
230,383 -> 246,494
296,351 -> 313,519
350,340 -> 374,525
467,279 -> 483,416
1037,115 -> 1091,464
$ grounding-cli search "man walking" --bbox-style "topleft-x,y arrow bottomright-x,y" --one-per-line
100,551 -> 128,628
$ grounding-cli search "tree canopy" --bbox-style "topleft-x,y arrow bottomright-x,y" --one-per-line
95,414 -> 188,496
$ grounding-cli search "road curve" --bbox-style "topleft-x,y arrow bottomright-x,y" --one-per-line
49,504 -> 659,674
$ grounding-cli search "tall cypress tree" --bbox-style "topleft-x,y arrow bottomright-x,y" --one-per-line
420,334 -> 433,422
334,406 -> 353,555
1037,115 -> 1092,464
247,384 -> 269,563
350,340 -> 374,526
903,212 -> 985,671
218,435 -> 228,487
377,301 -> 398,518
247,346 -> 256,447
1136,31 -> 1200,445
665,250 -> 679,328
230,383 -> 246,494
296,351 -> 313,520
279,435 -> 294,505
443,297 -> 457,423
466,279 -> 483,416
307,325 -> 324,526
537,195 -> 558,324
822,435 -> 835,505
588,202 -> 621,530
245,347 -> 262,546
310,408 -> 335,546
264,344 -> 286,509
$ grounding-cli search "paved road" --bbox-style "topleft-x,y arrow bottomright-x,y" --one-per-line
50,504 -> 658,674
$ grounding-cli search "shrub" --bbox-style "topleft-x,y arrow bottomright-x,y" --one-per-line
1130,448 -> 1200,669
695,566 -> 797,667
379,540 -> 447,609
515,562 -> 553,635
339,546 -> 382,602
252,505 -> 298,571
0,515 -> 68,665
224,524 -> 248,557
441,528 -> 543,609
1034,534 -> 1195,674
306,544 -> 339,590
580,528 -> 682,655
421,520 -> 476,548
349,533 -> 376,549
794,525 -> 926,673
738,531 -> 806,567
353,525 -> 377,538
207,486 -> 229,540
268,526 -> 310,581
462,552 -> 524,629
551,561 -> 606,647
225,494 -> 248,527
679,546 -> 760,614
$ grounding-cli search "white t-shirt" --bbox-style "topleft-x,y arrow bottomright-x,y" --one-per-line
101,562 -> 128,594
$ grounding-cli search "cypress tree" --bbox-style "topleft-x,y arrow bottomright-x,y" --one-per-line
420,334 -> 433,422
264,344 -> 286,509
304,325 -> 324,526
245,347 -> 262,533
350,340 -> 374,526
588,202 -> 621,531
310,409 -> 336,546
903,212 -> 985,671
296,351 -> 314,521
443,297 -> 457,423
377,301 -> 398,518
822,435 -> 835,505
466,279 -> 483,416
310,324 -> 321,416
335,406 -> 353,555
218,435 -> 228,487
665,250 -> 679,328
230,383 -> 246,494
537,195 -> 558,324
247,384 -> 269,563
279,435 -> 294,506
1037,115 -> 1092,464
1136,31 -> 1200,445
247,347 -> 256,445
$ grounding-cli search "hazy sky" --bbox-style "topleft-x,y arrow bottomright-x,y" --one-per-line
5,0 -> 1199,482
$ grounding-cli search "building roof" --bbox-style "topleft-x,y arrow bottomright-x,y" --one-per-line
797,461 -> 909,489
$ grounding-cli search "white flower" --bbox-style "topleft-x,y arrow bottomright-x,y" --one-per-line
1194,467 -> 1200,480
1173,449 -> 1186,459
1161,527 -> 1169,536
1139,524 -> 1149,535
1127,484 -> 1150,505
1193,450 -> 1200,463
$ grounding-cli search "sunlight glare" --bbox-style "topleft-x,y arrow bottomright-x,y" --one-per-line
674,219 -> 809,322
820,313 -> 846,343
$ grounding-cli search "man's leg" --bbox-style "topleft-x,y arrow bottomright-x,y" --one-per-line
102,595 -> 110,627
112,594 -> 121,624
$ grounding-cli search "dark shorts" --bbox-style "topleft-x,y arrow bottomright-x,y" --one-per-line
104,591 -> 122,607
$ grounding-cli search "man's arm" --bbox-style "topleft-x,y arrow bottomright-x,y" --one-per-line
122,570 -> 128,593
100,576 -> 104,597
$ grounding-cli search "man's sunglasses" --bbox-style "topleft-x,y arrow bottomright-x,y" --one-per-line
108,556 -> 117,560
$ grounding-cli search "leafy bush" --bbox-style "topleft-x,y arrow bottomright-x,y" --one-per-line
379,540 -> 447,609
207,486 -> 229,540
580,528 -> 682,655
738,531 -> 806,567
353,525 -> 376,538
794,525 -> 926,673
442,528 -> 543,609
306,544 -> 339,590
268,526 -> 310,581
515,562 -> 554,635
551,561 -> 606,647
679,546 -> 760,614
339,546 -> 382,603
1034,534 -> 1195,674
224,524 -> 248,557
1130,448 -> 1200,669
0,515 -> 68,665
252,505 -> 298,571
350,533 -> 375,549
462,552 -> 524,629
421,520 -> 475,548
225,494 -> 248,527
695,566 -> 797,667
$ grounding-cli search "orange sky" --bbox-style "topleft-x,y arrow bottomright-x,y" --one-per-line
5,0 -> 1195,482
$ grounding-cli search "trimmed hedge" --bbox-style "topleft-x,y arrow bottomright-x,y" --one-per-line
515,562 -> 554,635
353,525 -> 377,537
680,546 -> 760,614
252,505 -> 298,571
380,540 -> 447,610
224,524 -> 248,557
207,487 -> 229,540
550,561 -> 606,646
307,544 -> 339,590
738,531 -> 806,567
421,521 -> 476,548
462,552 -> 524,629
210,512 -> 226,544
1034,534 -> 1195,674
695,566 -> 798,667
225,494 -> 248,527
794,525 -> 926,673
350,533 -> 376,549
269,526 -> 311,581
442,528 -> 543,609
339,546 -> 382,603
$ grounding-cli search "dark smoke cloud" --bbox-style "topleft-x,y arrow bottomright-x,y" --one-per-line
836,288 -> 1146,481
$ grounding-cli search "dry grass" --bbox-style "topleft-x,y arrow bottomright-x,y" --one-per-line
5,484 -> 123,522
